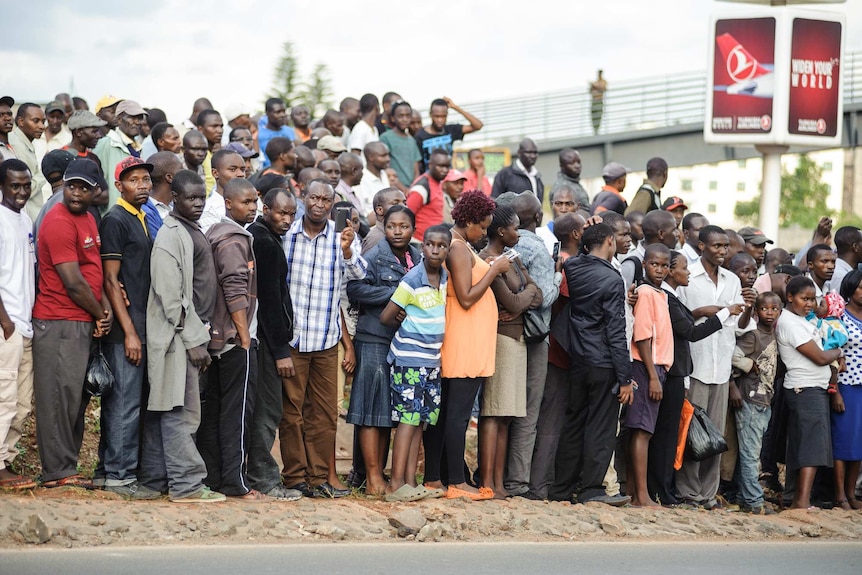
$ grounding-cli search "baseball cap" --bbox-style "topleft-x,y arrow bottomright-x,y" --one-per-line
45,100 -> 65,115
602,162 -> 629,180
41,150 -> 77,184
0,96 -> 13,108
114,156 -> 154,182
224,103 -> 250,123
63,158 -> 102,187
115,100 -> 148,117
95,95 -> 123,114
738,226 -> 774,246
662,196 -> 688,211
223,141 -> 259,159
67,110 -> 107,131
317,135 -> 347,153
444,169 -> 467,183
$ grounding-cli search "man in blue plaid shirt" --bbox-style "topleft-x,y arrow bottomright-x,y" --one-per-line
280,178 -> 367,498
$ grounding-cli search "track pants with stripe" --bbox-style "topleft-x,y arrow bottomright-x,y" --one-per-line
198,342 -> 258,496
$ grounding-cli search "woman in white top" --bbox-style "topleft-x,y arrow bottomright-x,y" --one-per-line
775,276 -> 844,509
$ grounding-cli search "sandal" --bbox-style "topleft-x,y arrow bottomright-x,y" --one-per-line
229,489 -> 267,501
0,474 -> 38,490
41,474 -> 95,489
445,486 -> 494,501
384,484 -> 426,503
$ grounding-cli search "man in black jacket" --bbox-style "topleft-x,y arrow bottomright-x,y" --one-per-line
491,138 -> 544,202
549,223 -> 633,506
246,187 -> 301,501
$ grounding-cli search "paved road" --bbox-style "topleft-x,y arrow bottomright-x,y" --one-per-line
1,541 -> 859,574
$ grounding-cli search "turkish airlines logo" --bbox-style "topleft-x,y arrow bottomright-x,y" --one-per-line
727,46 -> 757,82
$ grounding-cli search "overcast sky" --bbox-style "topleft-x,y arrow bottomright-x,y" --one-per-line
2,0 -> 859,124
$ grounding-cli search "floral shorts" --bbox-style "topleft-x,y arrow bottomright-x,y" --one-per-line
390,365 -> 441,426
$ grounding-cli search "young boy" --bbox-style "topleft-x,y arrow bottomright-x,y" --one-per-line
623,243 -> 673,507
731,292 -> 781,514
379,224 -> 450,502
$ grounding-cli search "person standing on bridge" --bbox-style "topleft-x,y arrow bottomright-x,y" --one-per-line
590,70 -> 608,134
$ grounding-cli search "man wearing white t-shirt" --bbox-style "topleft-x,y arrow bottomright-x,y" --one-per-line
199,150 -> 245,234
347,94 -> 380,156
0,159 -> 37,488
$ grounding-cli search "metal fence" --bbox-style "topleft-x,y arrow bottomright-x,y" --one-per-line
441,50 -> 862,147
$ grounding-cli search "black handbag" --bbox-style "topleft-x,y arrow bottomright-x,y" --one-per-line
83,342 -> 114,397
523,308 -> 549,343
685,403 -> 728,461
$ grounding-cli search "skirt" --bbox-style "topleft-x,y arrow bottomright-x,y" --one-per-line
481,333 -> 526,417
785,386 -> 833,470
346,340 -> 396,428
832,383 -> 862,461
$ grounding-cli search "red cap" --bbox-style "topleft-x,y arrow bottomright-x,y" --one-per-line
115,156 -> 154,181
662,196 -> 688,211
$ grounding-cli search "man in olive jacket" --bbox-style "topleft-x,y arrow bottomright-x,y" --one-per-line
139,170 -> 224,503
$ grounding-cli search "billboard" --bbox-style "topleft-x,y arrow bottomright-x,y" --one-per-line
704,9 -> 844,148
787,18 -> 842,139
711,18 -> 776,136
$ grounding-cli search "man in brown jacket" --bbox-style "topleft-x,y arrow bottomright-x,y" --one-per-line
199,177 -> 262,499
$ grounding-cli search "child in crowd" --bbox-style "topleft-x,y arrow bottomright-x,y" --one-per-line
808,291 -> 848,394
624,243 -> 673,507
379,225 -> 451,502
731,292 -> 781,514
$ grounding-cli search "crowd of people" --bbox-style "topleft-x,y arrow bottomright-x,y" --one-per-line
0,91 -> 859,513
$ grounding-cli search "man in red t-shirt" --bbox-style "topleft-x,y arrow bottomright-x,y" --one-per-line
406,149 -> 450,243
32,158 -> 113,487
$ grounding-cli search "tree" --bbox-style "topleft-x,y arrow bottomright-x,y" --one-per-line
299,64 -> 334,119
734,154 -> 833,228
270,41 -> 301,107
269,42 -> 334,120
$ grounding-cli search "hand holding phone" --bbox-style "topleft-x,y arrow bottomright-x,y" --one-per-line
334,207 -> 351,232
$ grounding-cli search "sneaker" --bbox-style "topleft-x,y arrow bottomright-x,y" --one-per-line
285,481 -> 315,498
170,487 -> 226,503
741,504 -> 776,515
704,495 -> 739,511
105,481 -> 162,500
581,494 -> 631,507
266,484 -> 302,501
91,476 -> 106,488
313,482 -> 350,499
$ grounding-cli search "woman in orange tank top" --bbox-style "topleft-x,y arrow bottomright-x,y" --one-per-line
423,190 -> 510,500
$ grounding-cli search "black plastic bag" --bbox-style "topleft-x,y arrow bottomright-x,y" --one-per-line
84,345 -> 114,397
685,403 -> 728,462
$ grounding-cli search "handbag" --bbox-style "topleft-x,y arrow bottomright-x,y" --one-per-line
685,402 -> 728,462
523,308 -> 549,343
512,259 -> 549,344
83,342 -> 114,397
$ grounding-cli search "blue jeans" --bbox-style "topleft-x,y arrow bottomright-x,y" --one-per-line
100,342 -> 145,485
734,400 -> 771,508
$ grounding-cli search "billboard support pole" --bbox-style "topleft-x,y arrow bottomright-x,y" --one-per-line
755,144 -> 789,242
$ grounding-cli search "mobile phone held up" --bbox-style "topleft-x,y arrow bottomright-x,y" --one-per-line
552,241 -> 561,261
335,206 -> 351,232
505,249 -> 520,261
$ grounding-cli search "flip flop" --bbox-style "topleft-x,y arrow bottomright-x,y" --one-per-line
0,475 -> 38,490
41,474 -> 95,489
229,489 -> 268,502
384,484 -> 425,503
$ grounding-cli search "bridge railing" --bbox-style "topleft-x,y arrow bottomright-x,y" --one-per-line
441,50 -> 862,148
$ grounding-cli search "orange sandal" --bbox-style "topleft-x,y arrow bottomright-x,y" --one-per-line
445,486 -> 494,501
0,474 -> 38,490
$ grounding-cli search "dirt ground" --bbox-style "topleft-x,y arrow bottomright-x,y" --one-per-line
3,403 -> 861,548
